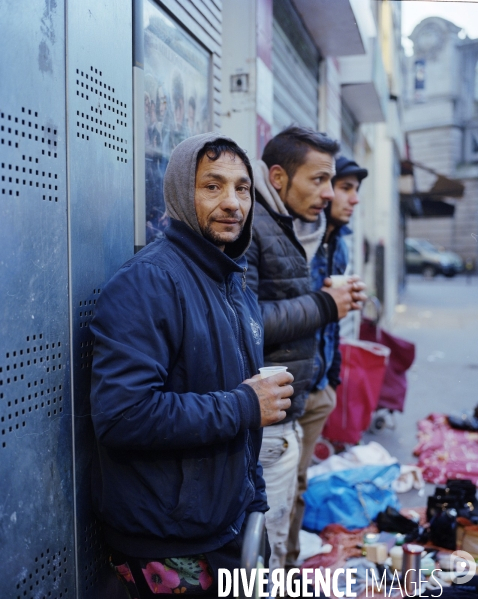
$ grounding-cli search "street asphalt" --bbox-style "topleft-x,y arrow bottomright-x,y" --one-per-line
361,273 -> 478,508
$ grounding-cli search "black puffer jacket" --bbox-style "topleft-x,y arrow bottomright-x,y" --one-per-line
246,192 -> 338,422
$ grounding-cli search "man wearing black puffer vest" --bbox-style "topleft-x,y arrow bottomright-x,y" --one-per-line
246,126 -> 363,572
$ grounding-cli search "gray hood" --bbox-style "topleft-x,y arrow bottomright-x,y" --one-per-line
253,159 -> 289,216
254,159 -> 325,263
164,132 -> 255,259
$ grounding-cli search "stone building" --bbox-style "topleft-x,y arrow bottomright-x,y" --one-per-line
403,16 -> 478,267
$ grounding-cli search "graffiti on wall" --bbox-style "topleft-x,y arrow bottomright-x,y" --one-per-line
144,0 -> 211,242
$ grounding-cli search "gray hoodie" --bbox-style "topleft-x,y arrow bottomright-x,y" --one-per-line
253,159 -> 326,264
164,132 -> 255,260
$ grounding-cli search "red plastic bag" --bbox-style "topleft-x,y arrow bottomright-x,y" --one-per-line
360,318 -> 415,412
322,339 -> 390,444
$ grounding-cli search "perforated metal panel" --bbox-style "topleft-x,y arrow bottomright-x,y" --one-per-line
67,0 -> 134,597
0,1 -> 75,598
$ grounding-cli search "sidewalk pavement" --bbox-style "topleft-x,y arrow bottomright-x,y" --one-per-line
362,273 -> 478,508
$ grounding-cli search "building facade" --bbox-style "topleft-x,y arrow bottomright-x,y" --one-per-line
220,0 -> 405,328
0,1 -> 404,596
403,16 -> 478,267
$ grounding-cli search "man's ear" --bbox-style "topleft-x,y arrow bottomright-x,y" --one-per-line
268,165 -> 288,194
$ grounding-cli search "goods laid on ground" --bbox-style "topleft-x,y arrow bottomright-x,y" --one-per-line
414,413 -> 478,485
300,505 -> 478,598
303,462 -> 401,531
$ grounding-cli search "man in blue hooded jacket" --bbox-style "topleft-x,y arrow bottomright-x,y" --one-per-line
89,133 -> 294,597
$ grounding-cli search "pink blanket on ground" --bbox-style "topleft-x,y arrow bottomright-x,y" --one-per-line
414,413 -> 478,484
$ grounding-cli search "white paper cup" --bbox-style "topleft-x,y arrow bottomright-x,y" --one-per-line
329,274 -> 349,288
259,366 -> 288,379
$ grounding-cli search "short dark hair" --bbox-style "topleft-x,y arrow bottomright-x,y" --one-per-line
196,139 -> 253,181
262,126 -> 340,182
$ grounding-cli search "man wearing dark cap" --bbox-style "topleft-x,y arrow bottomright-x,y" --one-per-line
89,133 -> 294,597
287,155 -> 368,568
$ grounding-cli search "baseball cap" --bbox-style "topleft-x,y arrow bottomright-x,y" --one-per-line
333,156 -> 368,184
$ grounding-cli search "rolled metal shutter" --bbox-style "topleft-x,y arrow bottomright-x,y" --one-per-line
272,2 -> 319,134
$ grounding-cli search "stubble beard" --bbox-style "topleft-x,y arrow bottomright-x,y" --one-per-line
283,191 -> 324,224
201,220 -> 244,248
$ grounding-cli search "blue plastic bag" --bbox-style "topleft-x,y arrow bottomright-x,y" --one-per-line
303,463 -> 401,531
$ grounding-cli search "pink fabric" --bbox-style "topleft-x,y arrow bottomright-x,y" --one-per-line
142,562 -> 180,594
198,560 -> 213,590
414,413 -> 478,484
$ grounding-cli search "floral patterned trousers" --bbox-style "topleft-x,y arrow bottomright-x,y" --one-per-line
109,518 -> 270,597
110,550 -> 214,597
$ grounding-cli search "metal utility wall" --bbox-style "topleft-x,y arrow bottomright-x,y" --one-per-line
0,0 -> 133,596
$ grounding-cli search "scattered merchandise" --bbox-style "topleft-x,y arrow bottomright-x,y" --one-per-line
362,531 -> 397,553
303,463 -> 401,531
422,587 -> 478,598
438,553 -> 455,570
307,441 -> 398,480
460,521 -> 478,558
296,530 -> 332,565
298,508 -> 478,599
402,543 -> 424,595
334,557 -> 380,597
427,479 -> 478,522
389,545 -> 403,571
298,418 -> 478,598
448,406 -> 478,432
301,522 -> 379,571
422,575 -> 478,598
365,542 -> 388,564
420,554 -> 436,576
427,479 -> 478,549
307,441 -> 425,499
414,413 -> 478,484
393,464 -> 425,494
429,507 -> 458,549
376,506 -> 420,538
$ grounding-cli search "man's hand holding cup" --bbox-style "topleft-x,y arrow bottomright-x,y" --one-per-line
243,367 -> 294,427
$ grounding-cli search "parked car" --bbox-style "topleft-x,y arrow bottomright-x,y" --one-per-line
405,238 -> 464,277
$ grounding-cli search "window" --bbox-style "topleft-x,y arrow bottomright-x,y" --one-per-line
143,1 -> 211,243
414,59 -> 425,102
474,60 -> 478,102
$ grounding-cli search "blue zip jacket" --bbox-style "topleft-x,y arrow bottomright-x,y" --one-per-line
89,219 -> 267,558
310,225 -> 351,390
